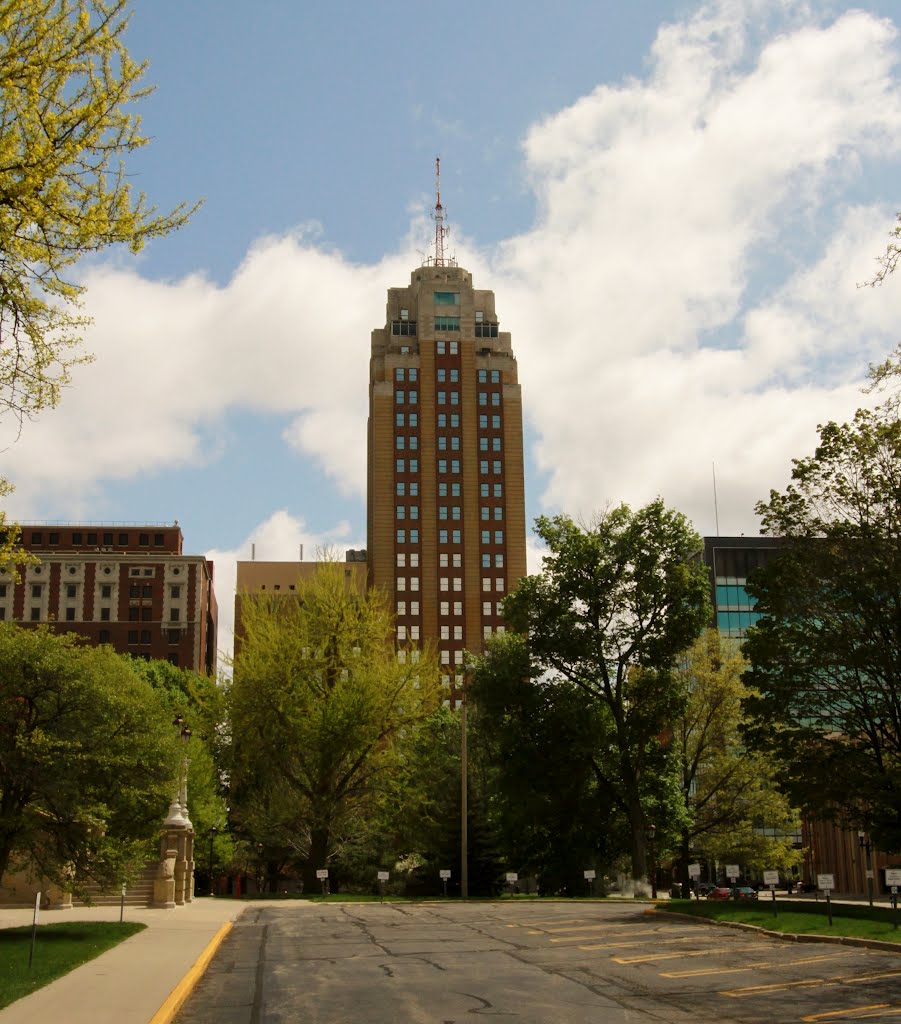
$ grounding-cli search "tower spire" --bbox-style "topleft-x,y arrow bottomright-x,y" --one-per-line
434,156 -> 446,267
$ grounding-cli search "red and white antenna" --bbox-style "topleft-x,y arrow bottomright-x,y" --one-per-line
434,156 -> 447,267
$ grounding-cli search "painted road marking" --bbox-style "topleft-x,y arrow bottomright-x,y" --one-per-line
802,1007 -> 892,1022
531,923 -> 643,935
614,949 -> 706,965
581,936 -> 697,952
661,952 -> 853,979
722,969 -> 901,998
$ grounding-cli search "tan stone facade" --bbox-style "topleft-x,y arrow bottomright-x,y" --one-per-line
367,264 -> 527,700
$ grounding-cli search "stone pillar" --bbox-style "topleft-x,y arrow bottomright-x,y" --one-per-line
154,831 -> 178,909
184,830 -> 195,903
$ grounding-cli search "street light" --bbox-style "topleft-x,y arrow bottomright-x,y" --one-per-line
164,715 -> 192,827
858,830 -> 874,907
208,826 -> 218,897
646,823 -> 657,899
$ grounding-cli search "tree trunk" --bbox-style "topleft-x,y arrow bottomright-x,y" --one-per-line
303,827 -> 330,893
627,796 -> 647,883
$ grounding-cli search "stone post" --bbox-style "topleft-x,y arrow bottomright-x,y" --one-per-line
153,831 -> 178,909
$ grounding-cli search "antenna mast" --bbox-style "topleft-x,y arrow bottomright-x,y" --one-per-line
434,156 -> 447,267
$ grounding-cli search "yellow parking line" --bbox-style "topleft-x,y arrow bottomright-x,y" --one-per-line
722,969 -> 901,998
533,923 -> 637,935
802,1007 -> 891,1022
582,936 -> 695,952
663,952 -> 851,979
614,946 -> 712,962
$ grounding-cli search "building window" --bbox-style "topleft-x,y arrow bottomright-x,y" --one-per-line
103,532 -> 113,545
434,316 -> 460,331
450,436 -> 460,450
493,461 -> 502,474
492,415 -> 501,428
99,630 -> 110,644
29,607 -> 40,621
491,393 -> 500,406
438,436 -> 447,451
410,553 -> 419,567
439,507 -> 448,520
451,506 -> 461,520
475,322 -> 499,338
49,532 -> 59,545
128,630 -> 138,644
170,608 -> 180,622
479,393 -> 487,406
436,341 -> 445,355
391,320 -> 417,336
396,553 -> 406,567
481,507 -> 489,520
482,554 -> 491,568
480,483 -> 489,497
452,530 -> 461,544
396,482 -> 406,496
395,368 -> 405,381
139,533 -> 150,545
396,412 -> 405,427
494,530 -> 504,544
495,554 -> 504,567
409,459 -> 418,473
452,553 -> 462,567
480,461 -> 488,475
438,459 -> 447,474
140,629 -> 151,644
395,390 -> 404,404
409,529 -> 419,543
494,483 -> 503,497
449,341 -> 458,354
440,625 -> 450,640
409,506 -> 419,520
101,584 -> 112,599
433,291 -> 460,305
397,601 -> 406,615
440,578 -> 449,591
118,533 -> 128,545
452,578 -> 462,591
449,391 -> 459,405
480,437 -> 488,451
396,577 -> 406,591
492,437 -> 502,451
396,459 -> 405,473
65,607 -> 75,621
410,601 -> 419,615
482,530 -> 490,545
31,583 -> 42,599
129,607 -> 140,622
439,553 -> 449,568
409,412 -> 418,427
31,531 -> 43,543
397,529 -> 405,543
439,530 -> 448,544
142,584 -> 152,598
72,532 -> 83,544
437,391 -> 446,405
483,578 -> 491,591
101,607 -> 111,621
496,578 -> 505,592
451,460 -> 460,474
66,583 -> 77,599
449,369 -> 459,382
168,654 -> 179,666
154,533 -> 164,545
437,368 -> 446,383
396,505 -> 406,520
478,369 -> 487,383
408,390 -> 417,404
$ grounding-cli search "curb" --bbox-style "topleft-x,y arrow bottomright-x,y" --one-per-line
651,909 -> 901,954
148,921 -> 233,1024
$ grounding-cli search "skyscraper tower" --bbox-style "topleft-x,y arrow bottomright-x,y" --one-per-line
367,168 -> 526,697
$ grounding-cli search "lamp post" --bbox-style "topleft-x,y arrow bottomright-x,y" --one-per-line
208,826 -> 218,897
461,662 -> 474,900
858,830 -> 874,907
646,824 -> 657,899
164,715 -> 192,827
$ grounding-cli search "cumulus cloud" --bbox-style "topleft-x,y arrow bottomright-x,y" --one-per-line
3,0 -> 901,578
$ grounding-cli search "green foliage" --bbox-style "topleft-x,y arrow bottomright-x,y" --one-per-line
745,404 -> 901,848
673,631 -> 802,878
470,632 -> 624,893
227,564 -> 440,890
0,625 -> 179,891
0,0 -> 198,423
502,501 -> 710,881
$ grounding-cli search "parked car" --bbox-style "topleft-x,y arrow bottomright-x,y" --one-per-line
731,886 -> 758,901
696,882 -> 716,898
706,885 -> 733,900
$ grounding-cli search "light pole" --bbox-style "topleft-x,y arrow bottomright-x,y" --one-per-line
208,826 -> 218,897
461,662 -> 474,900
858,830 -> 874,907
647,824 -> 657,899
164,715 -> 192,827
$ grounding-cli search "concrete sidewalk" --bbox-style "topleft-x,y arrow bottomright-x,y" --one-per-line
0,898 -> 256,1024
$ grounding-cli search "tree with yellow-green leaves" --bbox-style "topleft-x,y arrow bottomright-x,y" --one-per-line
0,0 -> 198,568
227,564 -> 440,892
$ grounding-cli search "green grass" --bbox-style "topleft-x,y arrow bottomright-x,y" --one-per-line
660,898 -> 901,944
0,921 -> 145,1010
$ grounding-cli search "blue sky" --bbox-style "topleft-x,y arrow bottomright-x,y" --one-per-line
7,0 -> 901,656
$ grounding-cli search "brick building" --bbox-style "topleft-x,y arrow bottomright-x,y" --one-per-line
4,523 -> 217,674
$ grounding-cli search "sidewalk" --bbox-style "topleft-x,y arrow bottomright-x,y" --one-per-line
0,898 -> 252,1024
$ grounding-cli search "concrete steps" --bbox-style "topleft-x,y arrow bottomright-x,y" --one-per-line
76,861 -> 160,907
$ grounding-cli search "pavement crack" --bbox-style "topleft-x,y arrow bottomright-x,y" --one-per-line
455,990 -> 517,1015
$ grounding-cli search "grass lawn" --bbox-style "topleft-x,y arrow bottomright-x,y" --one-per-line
660,898 -> 901,944
0,921 -> 145,1010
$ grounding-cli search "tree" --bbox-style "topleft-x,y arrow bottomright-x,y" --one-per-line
865,211 -> 901,287
227,564 -> 440,891
470,632 -> 625,894
0,625 -> 179,890
0,0 -> 197,425
673,630 -> 801,882
744,404 -> 901,848
503,501 -> 710,883
0,1 -> 197,574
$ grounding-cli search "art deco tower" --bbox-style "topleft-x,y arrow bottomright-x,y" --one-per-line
367,167 -> 526,696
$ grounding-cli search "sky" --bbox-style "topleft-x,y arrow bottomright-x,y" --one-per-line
6,0 -> 901,663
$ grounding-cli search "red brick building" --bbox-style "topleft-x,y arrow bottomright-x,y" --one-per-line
4,523 -> 217,674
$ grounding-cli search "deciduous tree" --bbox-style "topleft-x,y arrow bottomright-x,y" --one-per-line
503,501 -> 710,884
227,564 -> 440,891
0,625 -> 179,890
744,404 -> 901,848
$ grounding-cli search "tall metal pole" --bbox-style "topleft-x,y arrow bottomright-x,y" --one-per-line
461,683 -> 469,899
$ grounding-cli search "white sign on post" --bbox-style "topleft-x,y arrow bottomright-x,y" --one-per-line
763,870 -> 780,887
726,864 -> 740,880
506,872 -> 518,883
439,870 -> 451,880
377,871 -> 389,881
583,870 -> 596,881
688,864 -> 701,879
886,869 -> 901,886
817,873 -> 835,891
316,869 -> 329,880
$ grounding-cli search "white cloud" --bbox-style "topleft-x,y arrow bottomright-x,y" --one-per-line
2,0 -> 901,611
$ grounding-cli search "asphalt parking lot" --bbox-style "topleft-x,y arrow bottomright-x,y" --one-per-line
174,900 -> 901,1023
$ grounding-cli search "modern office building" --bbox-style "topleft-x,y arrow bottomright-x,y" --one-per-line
703,535 -> 784,638
366,248 -> 527,695
5,523 -> 217,673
